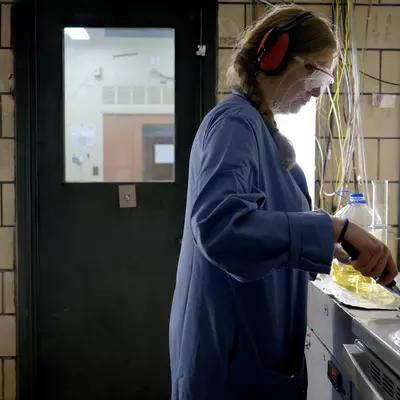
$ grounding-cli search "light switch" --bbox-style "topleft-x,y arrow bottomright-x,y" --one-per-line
371,93 -> 396,108
118,185 -> 137,208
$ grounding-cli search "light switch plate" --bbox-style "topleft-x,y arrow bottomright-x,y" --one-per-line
371,93 -> 396,108
118,185 -> 137,208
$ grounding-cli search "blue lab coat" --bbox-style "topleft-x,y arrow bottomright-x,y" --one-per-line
169,90 -> 334,400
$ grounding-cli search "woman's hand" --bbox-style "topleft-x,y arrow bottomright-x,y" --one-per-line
331,217 -> 398,285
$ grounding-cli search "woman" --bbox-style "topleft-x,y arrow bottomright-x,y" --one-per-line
169,5 -> 398,399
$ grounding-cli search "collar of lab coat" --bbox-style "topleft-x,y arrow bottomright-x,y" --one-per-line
231,89 -> 279,137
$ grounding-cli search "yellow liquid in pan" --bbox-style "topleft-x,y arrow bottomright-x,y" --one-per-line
331,261 -> 397,306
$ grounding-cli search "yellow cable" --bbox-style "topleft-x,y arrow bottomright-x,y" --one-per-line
331,0 -> 344,189
330,0 -> 352,207
318,0 -> 358,210
316,97 -> 324,209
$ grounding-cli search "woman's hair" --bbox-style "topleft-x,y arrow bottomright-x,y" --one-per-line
226,4 -> 337,170
226,4 -> 337,120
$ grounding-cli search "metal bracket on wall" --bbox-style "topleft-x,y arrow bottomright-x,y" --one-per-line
196,45 -> 206,56
118,185 -> 137,208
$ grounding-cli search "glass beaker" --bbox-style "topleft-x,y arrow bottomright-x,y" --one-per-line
371,180 -> 389,245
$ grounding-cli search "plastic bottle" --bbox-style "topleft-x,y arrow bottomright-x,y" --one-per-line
333,193 -> 373,228
331,193 -> 395,305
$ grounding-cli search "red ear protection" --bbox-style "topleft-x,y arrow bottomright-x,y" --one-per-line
257,31 -> 290,72
256,12 -> 313,75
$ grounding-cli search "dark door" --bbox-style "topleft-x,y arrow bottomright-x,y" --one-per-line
15,1 -> 216,399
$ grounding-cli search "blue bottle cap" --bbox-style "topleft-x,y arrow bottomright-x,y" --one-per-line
349,193 -> 366,204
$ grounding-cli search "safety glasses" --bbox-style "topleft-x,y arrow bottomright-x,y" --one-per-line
292,54 -> 335,91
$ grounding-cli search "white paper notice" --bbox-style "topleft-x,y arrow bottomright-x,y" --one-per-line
70,123 -> 96,148
155,144 -> 174,164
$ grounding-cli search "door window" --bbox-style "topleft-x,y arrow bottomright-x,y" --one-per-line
63,28 -> 175,182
